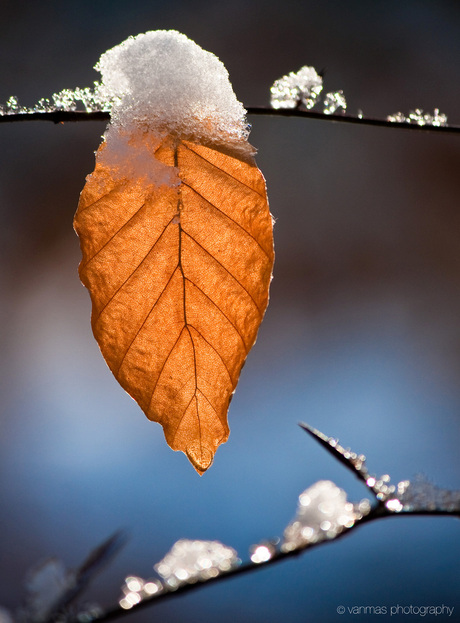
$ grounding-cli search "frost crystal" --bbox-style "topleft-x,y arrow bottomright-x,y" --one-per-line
387,108 -> 448,126
34,98 -> 53,113
270,66 -> 323,109
249,540 -> 278,564
6,96 -> 20,112
0,82 -> 116,116
154,539 -> 239,587
119,576 -> 163,609
0,95 -> 28,115
367,473 -> 395,501
394,475 -> 460,512
282,480 -> 356,551
386,111 -> 406,123
49,83 -> 116,114
323,90 -> 347,114
52,89 -> 78,112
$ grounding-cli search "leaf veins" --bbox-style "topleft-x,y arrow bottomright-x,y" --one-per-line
74,133 -> 274,473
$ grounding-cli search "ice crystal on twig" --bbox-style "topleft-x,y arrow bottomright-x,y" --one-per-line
300,423 -> 369,483
154,539 -> 239,588
249,540 -> 278,563
386,111 -> 406,123
0,96 -> 28,115
282,480 -> 357,551
6,96 -> 20,112
270,66 -> 349,117
387,108 -> 448,127
52,89 -> 78,112
269,66 -> 451,128
0,82 -> 117,117
354,498 -> 372,520
49,83 -> 118,114
299,423 -> 396,501
118,576 -> 163,610
270,66 -> 323,109
394,475 -> 460,513
322,90 -> 347,114
301,423 -> 460,513
34,98 -> 53,113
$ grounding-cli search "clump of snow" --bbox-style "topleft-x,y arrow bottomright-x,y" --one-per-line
93,30 -> 251,184
154,539 -> 239,587
96,30 -> 249,146
270,66 -> 323,110
282,480 -> 356,551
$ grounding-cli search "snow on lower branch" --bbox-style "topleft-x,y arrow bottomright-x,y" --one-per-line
282,480 -> 357,551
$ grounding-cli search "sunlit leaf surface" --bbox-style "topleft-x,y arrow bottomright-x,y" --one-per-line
74,133 -> 274,473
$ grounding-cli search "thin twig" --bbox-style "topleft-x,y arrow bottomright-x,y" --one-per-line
0,110 -> 109,124
1,108 -> 459,133
246,107 -> 460,133
49,531 -> 128,621
299,422 -> 370,487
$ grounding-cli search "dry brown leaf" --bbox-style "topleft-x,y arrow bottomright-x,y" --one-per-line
74,132 -> 274,473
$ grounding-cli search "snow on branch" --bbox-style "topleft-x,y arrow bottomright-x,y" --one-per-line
1,54 -> 458,134
1,425 -> 458,623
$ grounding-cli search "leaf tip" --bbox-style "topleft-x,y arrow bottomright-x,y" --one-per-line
186,442 -> 214,475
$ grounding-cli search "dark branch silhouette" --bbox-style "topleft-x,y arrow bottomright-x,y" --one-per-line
1,107 -> 459,133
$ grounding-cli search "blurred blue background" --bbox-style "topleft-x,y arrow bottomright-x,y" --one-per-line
1,1 -> 459,621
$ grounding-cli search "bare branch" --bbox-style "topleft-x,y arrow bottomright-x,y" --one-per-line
1,108 -> 459,133
246,107 -> 460,133
0,110 -> 109,124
